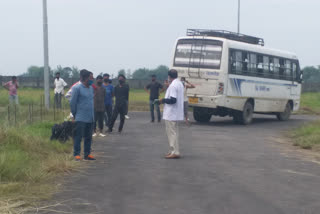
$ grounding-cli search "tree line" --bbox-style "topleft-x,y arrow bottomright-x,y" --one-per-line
18,65 -> 320,82
20,65 -> 170,80
301,66 -> 320,83
21,65 -> 81,79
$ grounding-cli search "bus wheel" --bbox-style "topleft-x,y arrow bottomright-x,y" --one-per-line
277,102 -> 292,121
232,112 -> 241,124
193,107 -> 212,122
235,101 -> 254,125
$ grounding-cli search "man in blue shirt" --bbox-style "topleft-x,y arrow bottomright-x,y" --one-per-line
70,69 -> 95,161
103,73 -> 114,128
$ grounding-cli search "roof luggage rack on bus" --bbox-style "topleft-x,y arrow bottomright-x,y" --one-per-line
187,29 -> 265,46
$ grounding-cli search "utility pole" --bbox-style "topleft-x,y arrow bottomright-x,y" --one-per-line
42,0 -> 50,109
237,0 -> 241,34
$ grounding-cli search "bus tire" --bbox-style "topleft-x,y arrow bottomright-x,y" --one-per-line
232,112 -> 241,124
277,102 -> 292,121
193,107 -> 212,122
238,101 -> 254,125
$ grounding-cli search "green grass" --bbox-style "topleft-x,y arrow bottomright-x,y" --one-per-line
0,88 -> 161,120
0,121 -> 78,213
299,92 -> 320,114
290,120 -> 320,150
0,88 -> 154,212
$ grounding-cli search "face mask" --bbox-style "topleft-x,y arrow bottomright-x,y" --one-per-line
97,82 -> 103,86
88,80 -> 94,86
119,80 -> 124,84
104,79 -> 109,83
56,77 -> 59,80
152,79 -> 155,82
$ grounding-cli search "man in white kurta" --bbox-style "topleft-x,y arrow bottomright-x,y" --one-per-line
161,69 -> 184,159
54,72 -> 67,109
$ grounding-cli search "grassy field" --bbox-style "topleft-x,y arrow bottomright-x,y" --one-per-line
0,87 -> 155,212
298,92 -> 320,114
0,121 -> 77,213
289,93 -> 320,151
1,88 -> 320,211
0,88 -> 153,106
290,120 -> 320,150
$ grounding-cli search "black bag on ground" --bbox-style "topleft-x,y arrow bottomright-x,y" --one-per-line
50,121 -> 75,143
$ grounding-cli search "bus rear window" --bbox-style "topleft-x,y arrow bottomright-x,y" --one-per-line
174,39 -> 223,69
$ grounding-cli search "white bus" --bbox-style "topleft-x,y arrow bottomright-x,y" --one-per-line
172,29 -> 302,124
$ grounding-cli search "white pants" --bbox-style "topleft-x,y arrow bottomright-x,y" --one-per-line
165,120 -> 180,155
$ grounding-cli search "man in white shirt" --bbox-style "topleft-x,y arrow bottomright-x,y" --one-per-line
54,72 -> 67,109
159,69 -> 184,159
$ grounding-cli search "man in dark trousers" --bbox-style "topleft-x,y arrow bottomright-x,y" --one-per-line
103,73 -> 114,127
145,74 -> 164,122
93,75 -> 106,137
108,74 -> 129,133
70,69 -> 95,161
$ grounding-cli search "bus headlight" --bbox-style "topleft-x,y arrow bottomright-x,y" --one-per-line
218,83 -> 224,94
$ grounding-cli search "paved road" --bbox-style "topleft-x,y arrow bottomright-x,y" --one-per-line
43,113 -> 320,214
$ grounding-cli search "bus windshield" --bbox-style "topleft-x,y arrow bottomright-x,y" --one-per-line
174,39 -> 223,69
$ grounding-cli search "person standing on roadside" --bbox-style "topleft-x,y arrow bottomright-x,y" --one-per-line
54,72 -> 67,109
108,74 -> 129,133
102,73 -> 114,128
3,76 -> 19,105
158,69 -> 184,159
65,70 -> 92,101
93,75 -> 106,137
181,77 -> 195,125
70,69 -> 96,161
145,74 -> 165,123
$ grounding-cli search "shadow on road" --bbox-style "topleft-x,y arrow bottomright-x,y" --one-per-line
191,115 -> 311,127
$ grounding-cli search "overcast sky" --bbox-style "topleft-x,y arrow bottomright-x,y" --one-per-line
0,0 -> 319,77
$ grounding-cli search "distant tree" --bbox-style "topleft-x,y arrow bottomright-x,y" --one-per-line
22,65 -> 53,78
153,65 -> 169,80
118,69 -> 126,77
302,66 -> 320,83
132,65 -> 169,80
126,69 -> 132,79
53,65 -> 72,79
71,66 -> 80,79
132,68 -> 149,79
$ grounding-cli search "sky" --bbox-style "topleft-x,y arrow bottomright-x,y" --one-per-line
0,0 -> 319,77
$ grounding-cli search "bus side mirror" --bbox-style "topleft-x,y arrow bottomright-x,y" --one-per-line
298,73 -> 303,83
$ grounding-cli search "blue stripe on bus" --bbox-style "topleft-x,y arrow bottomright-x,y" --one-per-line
230,78 -> 298,88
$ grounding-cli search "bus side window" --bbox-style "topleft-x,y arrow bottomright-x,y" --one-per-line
242,52 -> 248,73
257,55 -> 263,75
285,60 -> 292,80
235,51 -> 242,74
263,56 -> 269,77
230,50 -> 236,73
279,59 -> 285,79
273,58 -> 280,79
249,53 -> 257,75
269,57 -> 274,77
293,62 -> 297,82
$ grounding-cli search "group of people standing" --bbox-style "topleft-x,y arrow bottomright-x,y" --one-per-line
69,68 -> 194,160
2,69 -> 194,160
68,70 -> 130,161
